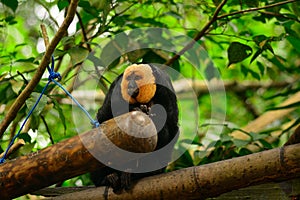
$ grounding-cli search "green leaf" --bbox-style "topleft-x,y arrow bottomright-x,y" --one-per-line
292,1 -> 300,17
286,36 -> 300,54
131,17 -> 164,27
248,68 -> 260,80
100,33 -> 128,68
250,49 -> 263,63
68,47 -> 89,66
18,133 -> 31,143
220,133 -> 232,143
194,150 -> 208,160
233,139 -> 250,148
257,61 -> 265,76
248,132 -> 268,141
1,0 -> 18,12
227,42 -> 252,67
282,21 -> 298,37
253,35 -> 268,45
15,57 -> 35,63
172,146 -> 194,168
30,114 -> 40,131
205,62 -> 220,80
265,87 -> 299,100
266,101 -> 300,111
240,64 -> 248,77
251,35 -> 275,63
238,147 -> 252,156
142,50 -> 167,64
58,0 -> 69,11
212,0 -> 222,6
269,55 -> 286,71
52,99 -> 67,135
11,80 -> 24,94
259,139 -> 273,149
0,81 -> 17,103
282,117 -> 300,134
18,142 -> 36,155
244,0 -> 259,7
26,92 -> 48,116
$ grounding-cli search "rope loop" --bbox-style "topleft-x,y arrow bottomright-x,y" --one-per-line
47,56 -> 61,81
48,71 -> 61,81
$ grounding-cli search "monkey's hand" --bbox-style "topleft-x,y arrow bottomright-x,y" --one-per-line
132,104 -> 151,115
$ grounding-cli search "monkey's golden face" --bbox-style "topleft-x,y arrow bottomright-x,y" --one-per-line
121,64 -> 156,104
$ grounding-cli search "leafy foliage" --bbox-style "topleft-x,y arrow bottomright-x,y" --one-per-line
0,0 -> 299,193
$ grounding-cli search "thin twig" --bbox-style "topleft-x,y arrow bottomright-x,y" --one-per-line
9,121 -> 18,143
259,11 -> 300,23
0,0 -> 79,137
206,33 -> 252,42
40,24 -> 50,48
0,139 -> 25,158
217,0 -> 297,20
41,115 -> 55,145
165,0 -> 228,66
35,0 -> 60,28
76,11 -> 92,52
17,71 -> 29,84
89,3 -> 134,40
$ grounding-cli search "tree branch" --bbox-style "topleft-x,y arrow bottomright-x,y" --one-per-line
0,111 -> 157,200
259,11 -> 300,23
0,139 -> 25,159
40,24 -> 50,47
0,0 -> 79,137
217,0 -> 297,20
165,0 -> 228,66
46,144 -> 300,200
76,11 -> 92,52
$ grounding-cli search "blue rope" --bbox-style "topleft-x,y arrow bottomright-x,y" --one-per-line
0,56 -> 99,163
52,79 -> 99,127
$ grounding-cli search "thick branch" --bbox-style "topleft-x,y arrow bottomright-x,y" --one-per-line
0,0 -> 79,137
47,144 -> 300,200
0,111 -> 157,200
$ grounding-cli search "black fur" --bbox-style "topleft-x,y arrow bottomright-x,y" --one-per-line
91,64 -> 179,192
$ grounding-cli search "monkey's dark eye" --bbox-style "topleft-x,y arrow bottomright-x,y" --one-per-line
126,74 -> 142,81
134,75 -> 142,80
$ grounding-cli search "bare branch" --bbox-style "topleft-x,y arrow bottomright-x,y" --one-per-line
40,24 -> 50,48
